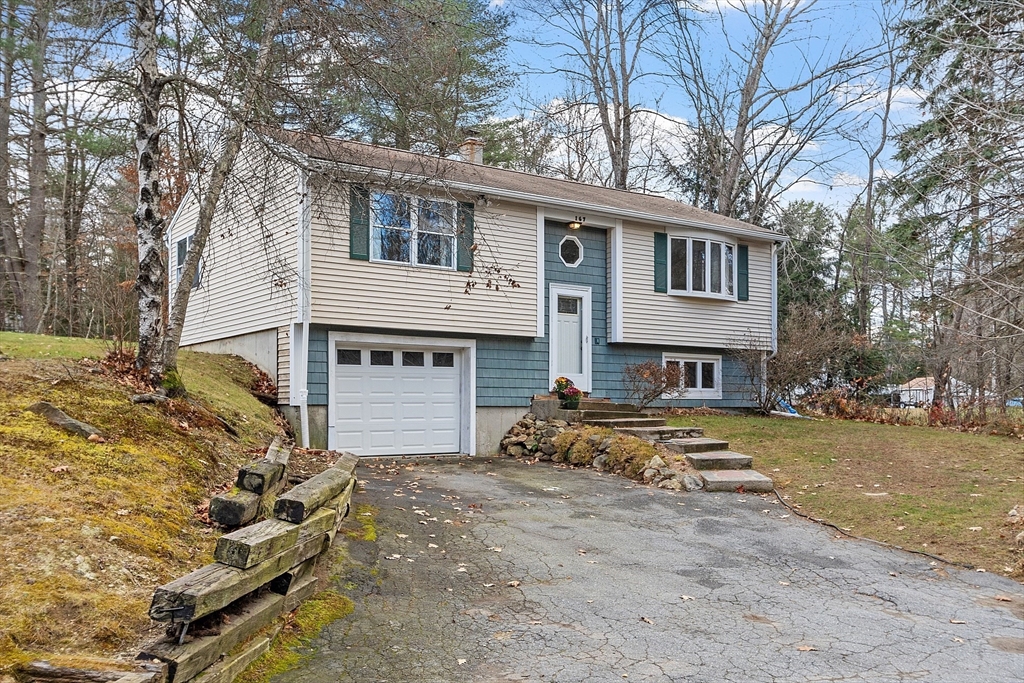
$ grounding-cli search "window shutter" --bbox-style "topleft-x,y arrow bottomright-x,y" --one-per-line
349,185 -> 370,261
653,232 -> 667,293
737,244 -> 749,301
457,201 -> 474,272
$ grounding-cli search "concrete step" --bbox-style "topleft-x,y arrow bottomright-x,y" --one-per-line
700,469 -> 774,493
614,425 -> 704,441
685,450 -> 753,471
584,417 -> 667,429
579,401 -> 638,412
578,410 -> 646,420
664,437 -> 730,454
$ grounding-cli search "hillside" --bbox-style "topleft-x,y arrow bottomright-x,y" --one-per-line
0,333 -> 283,672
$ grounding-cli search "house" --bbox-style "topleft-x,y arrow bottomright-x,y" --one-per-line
168,131 -> 785,456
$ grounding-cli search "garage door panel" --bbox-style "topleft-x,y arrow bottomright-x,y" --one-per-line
333,344 -> 463,456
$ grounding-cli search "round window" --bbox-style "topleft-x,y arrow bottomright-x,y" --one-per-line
559,235 -> 583,267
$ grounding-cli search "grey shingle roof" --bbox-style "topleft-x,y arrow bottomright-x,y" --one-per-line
268,129 -> 781,240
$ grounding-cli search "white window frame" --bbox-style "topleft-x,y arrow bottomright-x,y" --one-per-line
558,234 -> 584,268
175,234 -> 202,290
661,352 -> 722,400
667,234 -> 736,300
370,192 -> 457,270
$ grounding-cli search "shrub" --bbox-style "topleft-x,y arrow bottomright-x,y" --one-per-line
622,360 -> 681,410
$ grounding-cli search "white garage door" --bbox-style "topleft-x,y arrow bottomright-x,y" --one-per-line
332,346 -> 462,456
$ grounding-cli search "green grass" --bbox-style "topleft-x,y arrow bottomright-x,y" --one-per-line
0,332 -> 108,360
0,332 -> 281,670
667,414 -> 1024,579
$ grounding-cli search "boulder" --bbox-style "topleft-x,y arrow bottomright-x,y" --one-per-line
643,468 -> 658,484
592,454 -> 608,471
508,444 -> 526,457
658,479 -> 683,491
542,427 -> 559,438
598,438 -> 613,452
540,443 -> 556,456
648,455 -> 667,470
681,475 -> 704,492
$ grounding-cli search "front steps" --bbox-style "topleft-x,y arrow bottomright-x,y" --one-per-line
528,397 -> 773,493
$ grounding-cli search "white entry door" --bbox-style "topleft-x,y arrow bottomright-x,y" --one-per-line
549,284 -> 592,392
332,346 -> 462,456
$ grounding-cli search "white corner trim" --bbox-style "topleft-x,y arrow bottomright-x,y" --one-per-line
536,206 -> 545,337
610,219 -> 623,343
661,352 -> 723,401
325,332 -> 477,456
770,242 -> 779,353
548,283 -> 593,393
296,168 -> 311,324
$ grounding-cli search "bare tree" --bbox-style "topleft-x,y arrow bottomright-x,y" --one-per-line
522,0 -> 668,190
660,0 -> 882,224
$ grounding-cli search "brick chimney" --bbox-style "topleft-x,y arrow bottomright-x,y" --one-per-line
459,132 -> 484,164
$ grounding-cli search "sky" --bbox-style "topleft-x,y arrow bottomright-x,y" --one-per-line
491,0 -> 924,215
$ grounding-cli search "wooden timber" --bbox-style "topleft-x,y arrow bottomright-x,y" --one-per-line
208,490 -> 260,528
140,592 -> 284,683
264,437 -> 292,467
214,519 -> 299,569
235,461 -> 284,496
274,468 -> 352,523
149,548 -> 298,623
282,572 -> 319,613
190,632 -> 272,683
269,555 -> 317,596
20,662 -> 130,683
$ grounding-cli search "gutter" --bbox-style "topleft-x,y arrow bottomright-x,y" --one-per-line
295,169 -> 312,448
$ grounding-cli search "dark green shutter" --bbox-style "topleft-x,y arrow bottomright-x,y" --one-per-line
457,201 -> 474,272
737,244 -> 749,301
653,232 -> 667,293
349,185 -> 370,261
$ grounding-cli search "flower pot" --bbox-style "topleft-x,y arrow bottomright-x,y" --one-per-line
562,399 -> 580,410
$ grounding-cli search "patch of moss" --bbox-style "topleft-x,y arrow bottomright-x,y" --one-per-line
236,591 -> 354,683
343,504 -> 378,542
605,435 -> 658,478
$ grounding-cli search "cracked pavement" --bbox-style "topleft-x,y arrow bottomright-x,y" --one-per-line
278,457 -> 1024,683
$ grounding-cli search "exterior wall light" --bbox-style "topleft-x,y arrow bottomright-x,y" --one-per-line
567,216 -> 586,230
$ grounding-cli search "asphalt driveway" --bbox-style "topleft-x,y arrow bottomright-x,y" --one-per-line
280,457 -> 1024,683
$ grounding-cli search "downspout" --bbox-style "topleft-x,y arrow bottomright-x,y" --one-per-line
762,241 -> 780,409
296,169 -> 311,448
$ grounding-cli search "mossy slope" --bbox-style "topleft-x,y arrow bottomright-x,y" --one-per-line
0,332 -> 281,671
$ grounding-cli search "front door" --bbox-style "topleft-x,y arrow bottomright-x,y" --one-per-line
549,284 -> 592,392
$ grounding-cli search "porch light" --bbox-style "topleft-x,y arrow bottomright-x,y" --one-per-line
568,216 -> 586,230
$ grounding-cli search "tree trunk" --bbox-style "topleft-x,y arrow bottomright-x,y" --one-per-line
0,0 -> 22,326
23,2 -> 49,333
133,0 -> 168,380
158,0 -> 284,386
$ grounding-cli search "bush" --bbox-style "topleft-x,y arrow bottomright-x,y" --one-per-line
622,360 -> 681,410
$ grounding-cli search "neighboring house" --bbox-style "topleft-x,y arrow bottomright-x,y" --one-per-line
897,376 -> 979,408
169,131 -> 785,456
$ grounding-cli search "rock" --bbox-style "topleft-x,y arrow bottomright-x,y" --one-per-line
131,393 -> 168,404
538,452 -> 553,461
551,420 -> 568,427
592,454 -> 608,471
508,445 -> 526,457
653,475 -> 665,485
27,401 -> 103,440
681,475 -> 703,492
511,426 -> 524,436
587,434 -> 602,446
659,479 -> 683,491
543,427 -> 559,438
643,468 -> 658,484
524,438 -> 538,451
1016,530 -> 1024,547
648,455 -> 667,470
599,438 -> 613,452
540,443 -> 556,455
659,467 -> 674,477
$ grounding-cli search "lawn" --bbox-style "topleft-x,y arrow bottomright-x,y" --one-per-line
666,414 -> 1024,580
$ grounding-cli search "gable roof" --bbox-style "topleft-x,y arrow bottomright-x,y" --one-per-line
265,129 -> 784,242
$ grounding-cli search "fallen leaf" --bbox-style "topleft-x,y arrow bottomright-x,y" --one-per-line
994,595 -> 1013,602
88,434 -> 105,443
428,543 -> 439,548
507,580 -> 521,587
457,659 -> 467,665
396,533 -> 408,539
640,616 -> 653,624
796,645 -> 817,652
50,465 -> 70,473
967,526 -> 982,531
950,619 -> 967,624
679,595 -> 694,601
115,509 -> 131,516
896,526 -> 906,531
953,637 -> 965,643
483,583 -> 495,587
456,567 -> 467,573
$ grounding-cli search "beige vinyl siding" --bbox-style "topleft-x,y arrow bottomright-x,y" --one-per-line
177,145 -> 299,347
277,325 -> 290,404
621,222 -> 773,349
309,186 -> 538,336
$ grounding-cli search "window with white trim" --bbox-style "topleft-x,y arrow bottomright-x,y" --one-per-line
175,235 -> 202,290
662,354 -> 722,400
669,236 -> 735,298
371,192 -> 456,269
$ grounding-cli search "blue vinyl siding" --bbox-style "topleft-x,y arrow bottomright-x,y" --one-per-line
305,220 -> 758,409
